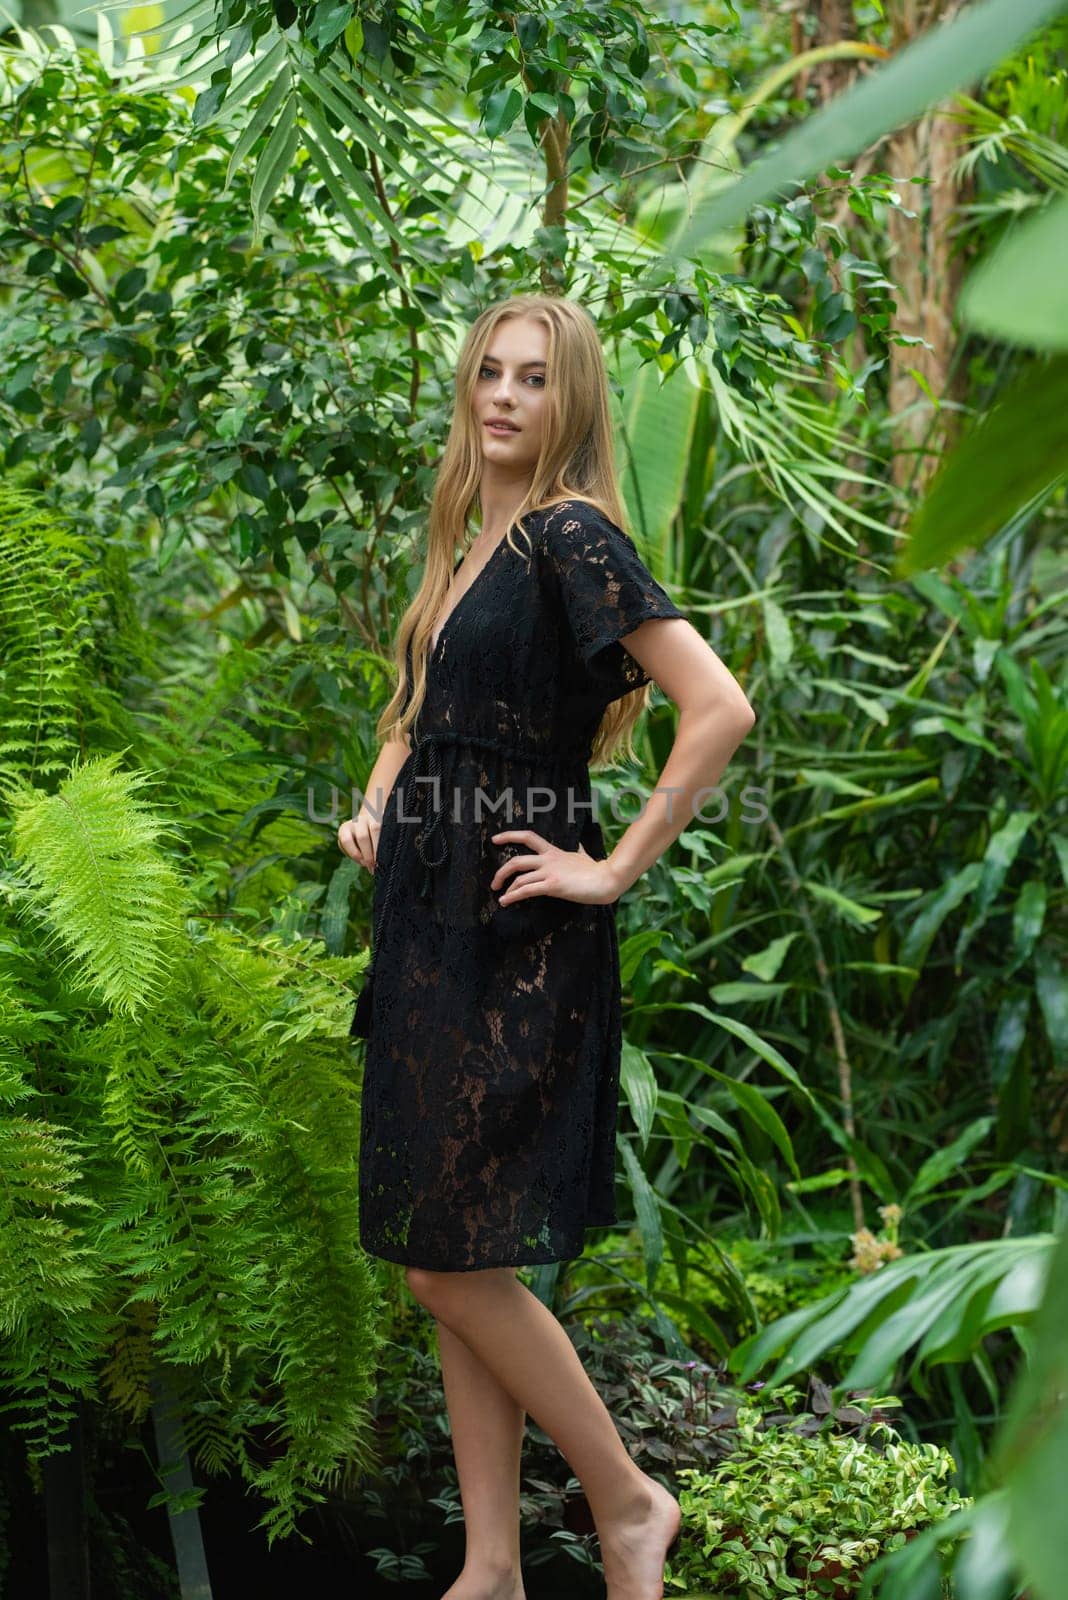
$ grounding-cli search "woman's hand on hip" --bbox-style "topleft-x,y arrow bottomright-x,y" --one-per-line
490,829 -> 624,907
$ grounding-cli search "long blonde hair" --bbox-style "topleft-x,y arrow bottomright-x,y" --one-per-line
377,293 -> 662,768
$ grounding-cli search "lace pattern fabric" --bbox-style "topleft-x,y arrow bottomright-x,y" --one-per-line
357,498 -> 685,1269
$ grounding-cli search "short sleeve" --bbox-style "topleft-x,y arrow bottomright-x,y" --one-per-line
540,499 -> 685,702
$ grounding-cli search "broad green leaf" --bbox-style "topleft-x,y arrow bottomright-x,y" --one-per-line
993,1223 -> 1068,1600
618,1138 -> 664,1294
1035,946 -> 1068,1064
847,1259 -> 998,1390
617,341 -> 701,558
708,980 -> 790,1004
972,809 -> 1038,922
719,1145 -> 782,1235
700,854 -> 765,890
224,65 -> 291,195
962,192 -> 1068,349
899,862 -> 983,976
742,932 -> 801,982
655,1090 -> 697,1171
902,355 -> 1068,573
737,1259 -> 921,1385
696,1066 -> 799,1180
904,1118 -> 995,1205
762,596 -> 794,678
797,767 -> 873,799
618,927 -> 667,986
801,881 -> 882,928
786,777 -> 941,833
1016,883 -> 1048,953
688,1100 -> 744,1146
649,1289 -> 730,1357
733,1238 -> 1055,1390
909,713 -> 1003,757
619,1041 -> 658,1152
787,1166 -> 856,1194
1053,834 -> 1068,889
484,85 -> 522,140
843,962 -> 920,977
660,1005 -> 813,1099
249,95 -> 299,248
950,1495 -> 1020,1600
320,856 -> 359,955
809,677 -> 890,725
992,993 -> 1030,1089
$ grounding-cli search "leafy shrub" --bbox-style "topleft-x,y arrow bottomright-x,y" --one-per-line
664,1400 -> 970,1598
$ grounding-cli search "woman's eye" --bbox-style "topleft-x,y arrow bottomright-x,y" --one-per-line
479,366 -> 545,386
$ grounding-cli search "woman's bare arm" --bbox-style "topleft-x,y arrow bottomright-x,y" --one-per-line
338,726 -> 412,874
602,616 -> 756,896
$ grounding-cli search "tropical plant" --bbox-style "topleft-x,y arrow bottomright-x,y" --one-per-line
730,1233 -> 1056,1397
0,483 -> 382,1545
664,1398 -> 970,1599
859,1221 -> 1068,1600
692,9 -> 1067,1593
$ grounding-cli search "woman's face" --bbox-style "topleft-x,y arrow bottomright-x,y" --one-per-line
472,315 -> 549,475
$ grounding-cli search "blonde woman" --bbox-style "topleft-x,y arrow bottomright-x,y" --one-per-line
339,293 -> 755,1600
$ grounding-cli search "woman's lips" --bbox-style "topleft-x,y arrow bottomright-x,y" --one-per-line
485,420 -> 519,433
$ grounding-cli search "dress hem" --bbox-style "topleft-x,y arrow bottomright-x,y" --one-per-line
361,1219 -> 618,1273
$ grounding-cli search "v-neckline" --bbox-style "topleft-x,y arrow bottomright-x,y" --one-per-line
430,534 -> 510,661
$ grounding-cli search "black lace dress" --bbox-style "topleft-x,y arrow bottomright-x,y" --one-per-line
356,497 -> 685,1271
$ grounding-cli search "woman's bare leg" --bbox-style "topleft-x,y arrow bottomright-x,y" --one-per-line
436,1300 -> 527,1598
407,1265 -> 680,1600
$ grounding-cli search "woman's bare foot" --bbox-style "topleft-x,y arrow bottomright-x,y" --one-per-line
596,1473 -> 682,1600
440,1560 -> 526,1600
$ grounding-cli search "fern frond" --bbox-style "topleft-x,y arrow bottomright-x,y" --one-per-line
97,1297 -> 156,1424
0,487 -> 99,782
0,1116 -> 114,1457
133,641 -> 308,840
4,753 -> 188,1019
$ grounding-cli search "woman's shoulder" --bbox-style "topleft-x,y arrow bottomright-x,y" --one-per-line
526,496 -> 624,550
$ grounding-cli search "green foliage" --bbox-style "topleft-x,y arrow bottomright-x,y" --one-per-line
0,489 -> 112,781
6,754 -> 188,1018
609,526 -> 1066,1322
0,17 -> 899,594
0,482 -> 385,1543
861,1224 -> 1068,1600
669,0 -> 1068,250
664,1401 -> 970,1598
732,1234 -> 1055,1397
989,1222 -> 1068,1599
555,1227 -> 854,1357
1,0 -> 1065,1577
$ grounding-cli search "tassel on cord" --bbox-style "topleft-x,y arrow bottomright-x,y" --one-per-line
350,967 -> 376,1039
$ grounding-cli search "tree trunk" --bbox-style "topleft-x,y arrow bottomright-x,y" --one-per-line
885,0 -> 975,497
150,1368 -> 214,1600
42,1402 -> 91,1600
794,0 -> 862,102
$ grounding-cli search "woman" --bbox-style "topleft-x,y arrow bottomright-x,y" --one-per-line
338,293 -> 755,1600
